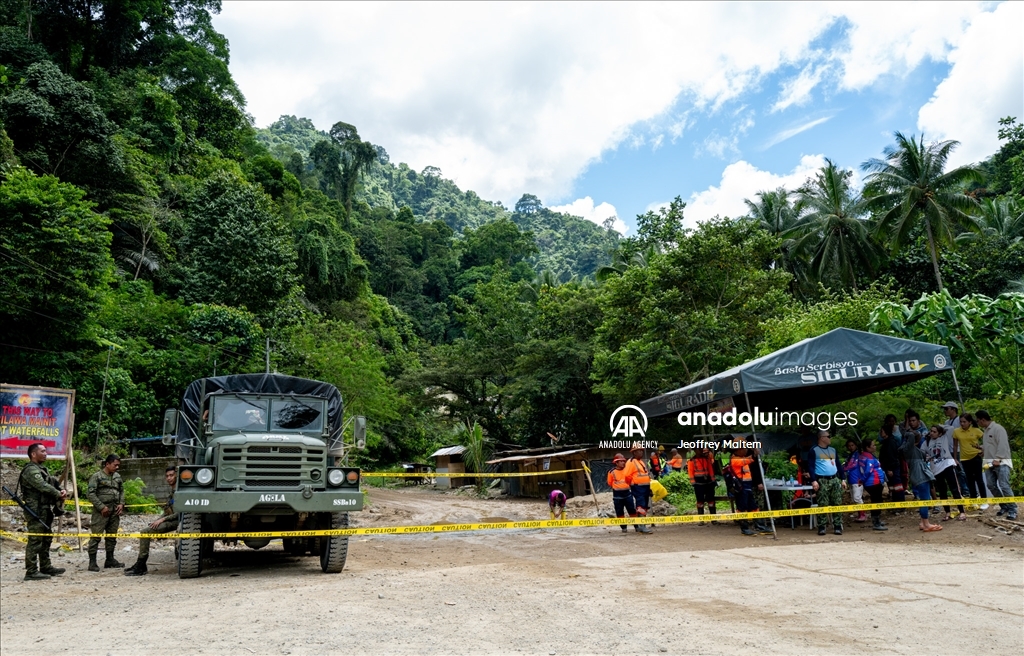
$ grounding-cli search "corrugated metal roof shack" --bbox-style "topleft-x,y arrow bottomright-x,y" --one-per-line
489,445 -> 676,496
487,446 -> 618,499
429,445 -> 467,489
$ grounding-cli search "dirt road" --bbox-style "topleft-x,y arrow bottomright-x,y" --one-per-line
2,487 -> 1022,655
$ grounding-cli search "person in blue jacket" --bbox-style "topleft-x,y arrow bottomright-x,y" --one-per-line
858,439 -> 888,531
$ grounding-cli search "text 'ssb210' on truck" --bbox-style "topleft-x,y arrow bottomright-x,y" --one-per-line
161,373 -> 366,578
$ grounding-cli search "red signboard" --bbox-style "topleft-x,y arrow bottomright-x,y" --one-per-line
0,385 -> 75,459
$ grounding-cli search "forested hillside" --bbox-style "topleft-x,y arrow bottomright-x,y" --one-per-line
256,114 -> 621,282
2,2 -> 1022,467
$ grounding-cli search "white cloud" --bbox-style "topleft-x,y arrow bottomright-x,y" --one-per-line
763,116 -> 832,149
686,155 -> 827,225
212,2 -> 1005,204
549,197 -> 626,234
214,3 -> 837,203
832,2 -> 982,90
917,1 -> 1024,166
772,65 -> 825,112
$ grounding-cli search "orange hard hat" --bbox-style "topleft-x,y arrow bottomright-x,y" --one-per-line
612,453 -> 626,464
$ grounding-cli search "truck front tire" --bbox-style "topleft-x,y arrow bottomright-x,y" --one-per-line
178,512 -> 203,579
319,512 -> 349,573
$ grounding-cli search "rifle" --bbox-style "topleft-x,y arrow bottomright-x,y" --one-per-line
2,485 -> 53,532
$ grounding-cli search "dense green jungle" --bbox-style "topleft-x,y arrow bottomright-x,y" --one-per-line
1,2 -> 1022,478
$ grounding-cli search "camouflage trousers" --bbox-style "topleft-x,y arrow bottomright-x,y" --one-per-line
815,477 -> 844,528
138,518 -> 178,559
24,514 -> 54,574
87,508 -> 121,556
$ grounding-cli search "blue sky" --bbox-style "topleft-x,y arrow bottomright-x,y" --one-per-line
214,2 -> 1022,233
572,55 -> 959,225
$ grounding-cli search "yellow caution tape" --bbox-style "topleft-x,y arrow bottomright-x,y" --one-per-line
0,499 -> 159,509
4,496 -> 1022,540
361,469 -> 583,478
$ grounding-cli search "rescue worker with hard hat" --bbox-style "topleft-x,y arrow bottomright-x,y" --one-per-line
626,446 -> 654,532
649,448 -> 663,480
668,448 -> 684,473
729,447 -> 757,536
607,454 -> 649,533
688,447 -> 718,525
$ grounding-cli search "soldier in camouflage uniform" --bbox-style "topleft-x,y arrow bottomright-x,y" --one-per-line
125,465 -> 178,576
86,454 -> 125,571
18,443 -> 67,581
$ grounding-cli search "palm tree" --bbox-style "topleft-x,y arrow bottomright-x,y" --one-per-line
594,245 -> 656,282
744,187 -> 798,237
862,132 -> 983,291
519,269 -> 560,301
787,160 -> 880,291
958,197 -> 1024,244
743,187 -> 805,283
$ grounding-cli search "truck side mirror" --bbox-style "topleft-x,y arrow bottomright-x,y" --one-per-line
354,416 -> 366,449
162,409 -> 179,446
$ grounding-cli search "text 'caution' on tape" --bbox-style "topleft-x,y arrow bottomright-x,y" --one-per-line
3,497 -> 1022,541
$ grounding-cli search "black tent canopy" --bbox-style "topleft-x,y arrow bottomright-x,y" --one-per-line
175,373 -> 343,459
640,328 -> 954,418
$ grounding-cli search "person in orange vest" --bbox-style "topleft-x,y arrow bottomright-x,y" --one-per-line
728,447 -> 757,536
607,454 -> 649,533
668,448 -> 684,473
626,446 -> 654,531
649,448 -> 663,480
688,447 -> 718,525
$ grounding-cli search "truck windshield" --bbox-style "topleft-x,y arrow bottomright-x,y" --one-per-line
212,397 -> 269,431
271,398 -> 324,432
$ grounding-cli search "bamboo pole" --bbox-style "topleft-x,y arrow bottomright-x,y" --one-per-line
581,460 -> 601,513
68,413 -> 83,551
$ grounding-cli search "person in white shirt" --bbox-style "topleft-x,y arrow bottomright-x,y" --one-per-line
924,424 -> 966,521
976,410 -> 1017,521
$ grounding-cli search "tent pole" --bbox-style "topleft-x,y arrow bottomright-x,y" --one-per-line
950,366 -> 965,410
745,392 -> 777,540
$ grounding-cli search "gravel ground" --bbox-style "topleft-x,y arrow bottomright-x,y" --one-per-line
1,486 -> 1022,655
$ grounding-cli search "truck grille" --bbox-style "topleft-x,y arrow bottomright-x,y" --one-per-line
220,445 -> 325,490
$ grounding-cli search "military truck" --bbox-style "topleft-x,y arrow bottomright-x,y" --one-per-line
161,373 -> 365,579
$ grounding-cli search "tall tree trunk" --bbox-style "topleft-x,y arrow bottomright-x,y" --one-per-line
923,220 -> 944,291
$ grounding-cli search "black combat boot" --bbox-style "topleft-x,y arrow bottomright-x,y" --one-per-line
104,552 -> 125,568
88,553 -> 100,572
124,557 -> 148,576
24,570 -> 51,581
872,517 -> 888,531
40,565 -> 65,576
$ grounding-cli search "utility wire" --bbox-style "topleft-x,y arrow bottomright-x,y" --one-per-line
0,245 -> 85,288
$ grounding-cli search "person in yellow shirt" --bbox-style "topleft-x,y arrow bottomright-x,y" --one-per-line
954,413 -> 985,508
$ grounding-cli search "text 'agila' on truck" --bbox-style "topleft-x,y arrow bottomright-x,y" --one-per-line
161,373 -> 366,579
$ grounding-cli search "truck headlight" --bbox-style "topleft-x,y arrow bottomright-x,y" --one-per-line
195,467 -> 215,486
327,469 -> 344,487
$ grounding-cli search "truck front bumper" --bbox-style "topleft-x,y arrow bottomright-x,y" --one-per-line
173,488 -> 363,513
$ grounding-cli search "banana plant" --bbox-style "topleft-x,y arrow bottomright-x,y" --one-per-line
870,291 -> 1024,393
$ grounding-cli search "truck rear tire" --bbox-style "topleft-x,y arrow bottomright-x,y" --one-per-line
178,512 -> 203,579
319,512 -> 348,573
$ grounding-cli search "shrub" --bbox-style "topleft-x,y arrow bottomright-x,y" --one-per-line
659,471 -> 693,496
762,450 -> 798,480
122,477 -> 160,514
